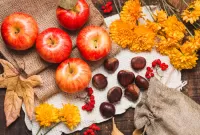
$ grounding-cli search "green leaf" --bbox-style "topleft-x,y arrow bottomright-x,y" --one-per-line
59,0 -> 79,10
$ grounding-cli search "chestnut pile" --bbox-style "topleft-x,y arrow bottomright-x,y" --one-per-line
92,56 -> 149,118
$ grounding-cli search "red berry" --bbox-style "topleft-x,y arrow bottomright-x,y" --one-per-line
107,1 -> 112,6
152,61 -> 157,67
156,59 -> 161,65
151,73 -> 154,77
146,67 -> 152,71
101,6 -> 105,10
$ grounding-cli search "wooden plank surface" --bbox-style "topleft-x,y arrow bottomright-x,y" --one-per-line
0,0 -> 199,135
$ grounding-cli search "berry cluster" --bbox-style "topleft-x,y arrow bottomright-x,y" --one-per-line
145,67 -> 154,79
101,1 -> 113,14
145,59 -> 169,79
82,87 -> 95,112
83,124 -> 100,135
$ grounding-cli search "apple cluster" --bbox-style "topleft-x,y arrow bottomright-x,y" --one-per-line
0,0 -> 112,94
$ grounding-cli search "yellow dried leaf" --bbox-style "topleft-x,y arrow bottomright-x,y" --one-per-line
0,59 -> 42,126
132,129 -> 143,135
111,118 -> 124,135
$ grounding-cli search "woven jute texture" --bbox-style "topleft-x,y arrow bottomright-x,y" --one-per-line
134,78 -> 200,135
0,0 -> 104,76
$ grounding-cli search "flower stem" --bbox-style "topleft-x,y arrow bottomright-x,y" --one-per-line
113,0 -> 120,15
182,0 -> 189,6
44,122 -> 62,135
36,127 -> 42,135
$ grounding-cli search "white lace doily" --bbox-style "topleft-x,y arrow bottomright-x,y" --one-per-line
23,7 -> 183,135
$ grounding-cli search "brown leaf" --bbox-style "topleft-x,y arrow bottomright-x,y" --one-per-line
111,118 -> 124,135
0,59 -> 42,126
59,0 -> 78,10
132,129 -> 143,135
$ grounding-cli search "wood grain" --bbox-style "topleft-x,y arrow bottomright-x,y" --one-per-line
0,0 -> 199,135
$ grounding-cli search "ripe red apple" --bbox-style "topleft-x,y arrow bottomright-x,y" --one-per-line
77,26 -> 112,61
36,28 -> 72,63
1,12 -> 38,50
56,58 -> 92,93
56,0 -> 89,30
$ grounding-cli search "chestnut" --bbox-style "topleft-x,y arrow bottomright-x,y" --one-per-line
125,84 -> 140,101
104,57 -> 119,73
107,86 -> 122,103
131,56 -> 146,70
117,70 -> 135,87
135,75 -> 149,90
92,73 -> 108,89
100,102 -> 115,118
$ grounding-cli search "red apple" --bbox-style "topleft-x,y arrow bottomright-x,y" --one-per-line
1,12 -> 38,50
77,26 -> 112,61
36,28 -> 72,63
56,0 -> 89,30
56,58 -> 92,93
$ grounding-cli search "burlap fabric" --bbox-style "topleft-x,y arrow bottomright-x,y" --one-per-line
134,78 -> 200,135
0,0 -> 104,76
0,0 -> 122,100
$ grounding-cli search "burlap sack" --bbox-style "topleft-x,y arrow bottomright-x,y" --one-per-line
134,78 -> 200,135
0,0 -> 104,76
34,42 -> 121,100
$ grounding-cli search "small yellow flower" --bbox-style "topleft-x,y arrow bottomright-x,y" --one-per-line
146,20 -> 161,33
59,104 -> 81,130
109,20 -> 134,48
161,16 -> 186,42
155,36 -> 180,55
120,0 -> 142,26
168,48 -> 198,70
35,103 -> 59,127
130,25 -> 156,52
182,0 -> 200,24
154,10 -> 168,23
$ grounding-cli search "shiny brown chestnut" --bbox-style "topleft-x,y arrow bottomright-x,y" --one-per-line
131,56 -> 146,70
107,86 -> 122,103
92,73 -> 108,89
135,75 -> 149,90
117,70 -> 135,87
125,84 -> 140,101
104,57 -> 119,73
100,102 -> 115,118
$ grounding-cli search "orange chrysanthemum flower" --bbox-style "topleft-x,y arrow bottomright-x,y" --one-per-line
109,20 -> 134,48
120,0 -> 142,26
130,25 -> 156,52
182,0 -> 200,24
169,48 -> 198,70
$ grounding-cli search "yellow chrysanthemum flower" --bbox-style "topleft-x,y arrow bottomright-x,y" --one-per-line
146,20 -> 161,33
180,41 -> 198,55
120,0 -> 142,26
35,103 -> 60,127
59,104 -> 81,130
109,20 -> 134,48
168,48 -> 198,70
182,0 -> 200,24
162,16 -> 186,41
130,25 -> 156,52
154,10 -> 168,23
155,36 -> 180,55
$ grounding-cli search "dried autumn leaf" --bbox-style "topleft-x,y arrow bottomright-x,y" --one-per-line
112,118 -> 124,135
0,59 -> 42,126
132,129 -> 143,135
59,0 -> 78,10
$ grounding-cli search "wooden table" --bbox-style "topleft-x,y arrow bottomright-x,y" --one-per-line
0,0 -> 198,135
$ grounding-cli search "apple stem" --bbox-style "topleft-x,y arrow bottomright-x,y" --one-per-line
94,40 -> 98,48
68,63 -> 73,74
